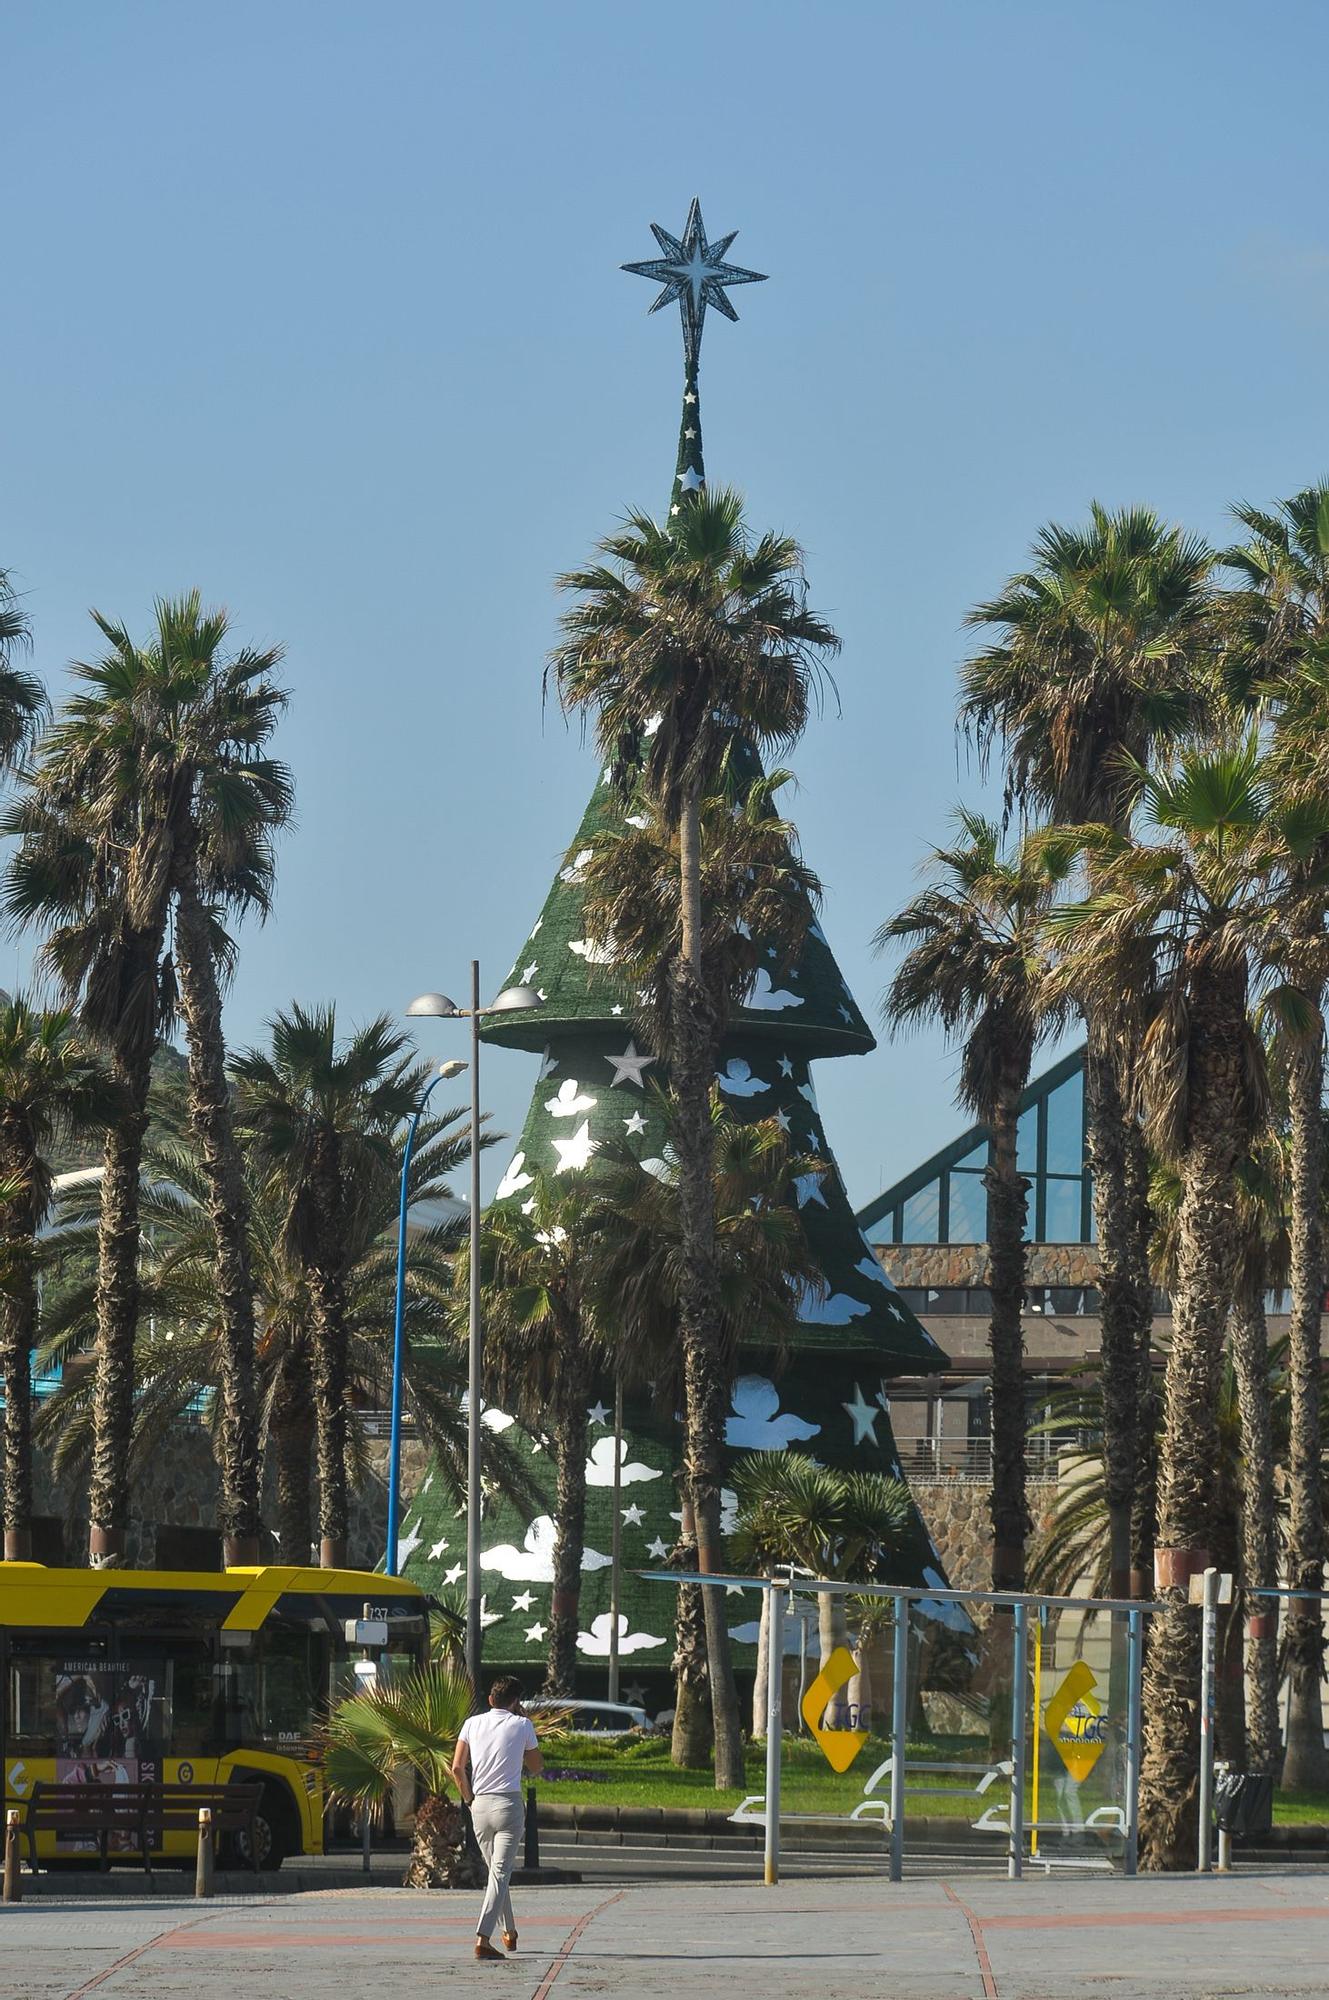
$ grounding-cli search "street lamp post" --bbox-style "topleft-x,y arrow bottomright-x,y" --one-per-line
401,968 -> 541,1692
384,1058 -> 467,1580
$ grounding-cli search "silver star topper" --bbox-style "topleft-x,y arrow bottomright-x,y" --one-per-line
623,197 -> 766,363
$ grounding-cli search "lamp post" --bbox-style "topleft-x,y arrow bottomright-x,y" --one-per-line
402,968 -> 542,1692
384,1058 -> 468,1580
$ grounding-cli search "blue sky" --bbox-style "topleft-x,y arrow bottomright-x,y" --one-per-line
4,1 -> 1328,1204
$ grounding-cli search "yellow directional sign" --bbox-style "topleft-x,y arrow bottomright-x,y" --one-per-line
801,1645 -> 869,1773
1043,1660 -> 1106,1783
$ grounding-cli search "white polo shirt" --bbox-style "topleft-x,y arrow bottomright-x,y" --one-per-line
459,1706 -> 538,1795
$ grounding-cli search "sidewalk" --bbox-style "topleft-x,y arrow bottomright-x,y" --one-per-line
5,1871 -> 1329,1998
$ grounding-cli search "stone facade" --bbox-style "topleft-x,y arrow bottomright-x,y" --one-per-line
913,1475 -> 1058,1592
878,1242 -> 1102,1291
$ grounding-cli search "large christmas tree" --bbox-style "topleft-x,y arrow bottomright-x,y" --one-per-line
400,203 -> 953,1692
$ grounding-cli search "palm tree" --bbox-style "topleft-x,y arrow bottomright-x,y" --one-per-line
322,1662 -> 481,1888
466,1178 -> 605,1696
1048,739 -> 1329,1866
878,811 -> 1065,1590
553,484 -> 838,1796
3,594 -> 291,1562
1220,485 -> 1329,1788
731,1451 -> 912,1730
0,1000 -> 117,1558
0,568 -> 46,771
961,504 -> 1215,1597
36,1114 -> 531,1564
232,1006 -> 431,1566
585,1106 -> 821,1764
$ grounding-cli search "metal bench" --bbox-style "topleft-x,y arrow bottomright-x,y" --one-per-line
23,1780 -> 262,1880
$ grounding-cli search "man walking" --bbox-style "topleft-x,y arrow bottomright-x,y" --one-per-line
451,1677 -> 543,1960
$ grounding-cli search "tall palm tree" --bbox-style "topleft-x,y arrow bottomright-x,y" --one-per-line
3,594 -> 291,1562
878,811 -> 1064,1589
582,1079 -> 822,1767
0,999 -> 117,1558
961,504 -> 1215,1597
553,494 -> 837,1793
466,1178 -> 605,1697
232,1006 -> 429,1566
1049,739 -> 1329,1865
1220,485 -> 1329,1787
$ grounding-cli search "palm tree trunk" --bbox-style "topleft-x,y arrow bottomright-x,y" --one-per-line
670,789 -> 744,1790
1281,1022 -> 1328,1790
1138,978 -> 1246,1870
171,872 -> 261,1565
752,1577 -> 771,1737
273,1347 -> 315,1564
1229,1284 -> 1280,1775
1128,1119 -> 1160,1591
816,1590 -> 852,1728
89,1041 -> 154,1566
545,1344 -> 590,1696
0,1152 -> 37,1562
669,1504 -> 711,1768
986,1063 -> 1031,1591
310,1142 -> 350,1568
1086,1028 -> 1154,1597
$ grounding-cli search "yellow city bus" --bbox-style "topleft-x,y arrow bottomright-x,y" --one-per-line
0,1562 -> 429,1867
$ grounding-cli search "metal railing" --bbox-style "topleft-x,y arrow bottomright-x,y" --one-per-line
900,1432 -> 1094,1482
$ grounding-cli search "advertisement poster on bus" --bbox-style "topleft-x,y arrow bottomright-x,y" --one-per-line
52,1660 -> 163,1850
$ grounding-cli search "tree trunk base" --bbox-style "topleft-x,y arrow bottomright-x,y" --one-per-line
223,1535 -> 261,1568
320,1535 -> 347,1569
88,1524 -> 124,1568
401,1796 -> 484,1888
4,1528 -> 32,1562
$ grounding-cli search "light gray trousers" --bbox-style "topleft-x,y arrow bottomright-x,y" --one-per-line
471,1791 -> 525,1939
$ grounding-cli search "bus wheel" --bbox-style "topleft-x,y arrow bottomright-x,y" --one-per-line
227,1775 -> 297,1872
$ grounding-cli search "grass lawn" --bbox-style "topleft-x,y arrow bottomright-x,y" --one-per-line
539,1732 -> 1329,1828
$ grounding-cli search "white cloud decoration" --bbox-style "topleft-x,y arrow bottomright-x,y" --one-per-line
744,967 -> 804,1011
481,1515 -> 611,1583
797,1283 -> 871,1327
725,1375 -> 820,1451
495,1152 -> 534,1200
585,1436 -> 663,1487
577,1612 -> 666,1657
715,1058 -> 769,1098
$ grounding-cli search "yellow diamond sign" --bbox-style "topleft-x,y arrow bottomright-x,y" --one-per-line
801,1644 -> 869,1773
1043,1660 -> 1106,1783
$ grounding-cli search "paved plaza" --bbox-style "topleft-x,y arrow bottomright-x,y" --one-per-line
6,1872 -> 1329,2000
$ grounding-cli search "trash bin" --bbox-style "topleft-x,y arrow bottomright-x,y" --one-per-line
1214,1770 -> 1274,1840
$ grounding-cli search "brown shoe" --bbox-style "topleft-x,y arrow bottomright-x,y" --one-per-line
502,1932 -> 518,1953
475,1939 -> 504,1961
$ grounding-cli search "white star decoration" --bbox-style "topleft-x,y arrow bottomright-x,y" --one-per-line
525,1621 -> 547,1643
552,1121 -> 596,1173
843,1382 -> 881,1447
621,1503 -> 645,1527
646,1537 -> 670,1561
511,1591 -> 535,1612
778,1054 -> 794,1078
428,1537 -> 449,1561
611,1004 -> 623,1015
587,1401 -> 611,1426
522,962 -> 538,984
443,1563 -> 464,1586
605,1040 -> 656,1088
623,1110 -> 647,1136
678,466 -> 704,494
793,1169 -> 828,1209
775,1109 -> 791,1133
480,1597 -> 503,1629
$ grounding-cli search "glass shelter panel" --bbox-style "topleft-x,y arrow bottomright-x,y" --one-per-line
901,1182 -> 940,1242
946,1171 -> 987,1244
1045,1069 -> 1086,1174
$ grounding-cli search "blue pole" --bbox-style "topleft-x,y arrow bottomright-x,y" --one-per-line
385,1072 -> 444,1576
